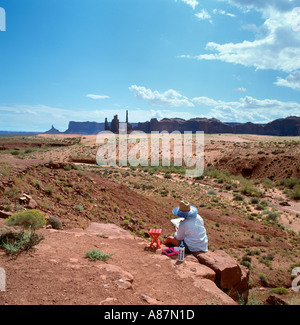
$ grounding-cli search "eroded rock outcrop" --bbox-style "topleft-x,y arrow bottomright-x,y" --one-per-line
193,250 -> 249,302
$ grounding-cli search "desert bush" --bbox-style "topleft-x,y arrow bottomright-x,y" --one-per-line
164,172 -> 172,179
259,253 -> 274,268
85,249 -> 114,261
160,188 -> 169,197
264,211 -> 280,223
260,200 -> 268,207
24,148 -> 37,154
31,179 -> 42,189
1,210 -> 45,255
270,287 -> 289,295
75,204 -> 84,212
241,255 -> 252,269
290,185 -> 300,200
263,178 -> 274,189
233,193 -> 244,201
1,231 -> 43,254
259,273 -> 268,286
245,249 -> 260,256
44,186 -> 53,195
279,177 -> 299,189
5,209 -> 46,231
0,162 -> 12,176
63,164 -> 72,171
4,186 -> 21,199
208,190 -> 217,195
250,197 -> 259,204
204,168 -> 232,185
47,215 -> 62,230
10,150 -> 20,156
239,181 -> 263,197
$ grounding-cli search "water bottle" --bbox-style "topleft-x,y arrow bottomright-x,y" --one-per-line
178,241 -> 185,262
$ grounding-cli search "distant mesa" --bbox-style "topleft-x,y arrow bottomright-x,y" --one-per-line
133,115 -> 300,136
64,121 -> 105,135
44,125 -> 62,135
44,114 -> 300,136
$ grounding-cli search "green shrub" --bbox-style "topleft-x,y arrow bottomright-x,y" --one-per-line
290,185 -> 300,200
164,172 -> 172,179
31,179 -> 42,189
47,216 -> 62,230
242,255 -> 252,263
239,181 -> 263,197
279,177 -> 299,189
262,178 -> 274,189
270,287 -> 289,295
245,249 -> 260,256
256,204 -> 264,211
1,231 -> 43,254
259,253 -> 274,267
264,211 -> 280,223
260,200 -> 268,207
233,193 -> 244,201
44,186 -> 53,195
5,209 -> 46,231
250,197 -> 259,204
241,260 -> 251,268
10,150 -> 20,156
24,148 -> 37,154
63,164 -> 72,171
208,190 -> 217,195
75,204 -> 84,212
259,273 -> 268,286
0,162 -> 12,176
241,255 -> 252,268
85,249 -> 114,261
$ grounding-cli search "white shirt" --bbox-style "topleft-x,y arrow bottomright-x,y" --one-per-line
174,214 -> 208,252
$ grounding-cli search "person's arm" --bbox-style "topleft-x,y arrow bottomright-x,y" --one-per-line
174,222 -> 185,241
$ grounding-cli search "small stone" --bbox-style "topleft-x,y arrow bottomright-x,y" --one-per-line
115,279 -> 132,289
141,294 -> 160,305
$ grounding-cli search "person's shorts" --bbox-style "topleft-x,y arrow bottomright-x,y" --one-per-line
182,240 -> 206,254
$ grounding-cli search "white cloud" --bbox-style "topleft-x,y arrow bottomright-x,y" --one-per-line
129,85 -> 194,107
223,0 -> 298,13
149,109 -> 197,120
226,13 -> 236,17
146,94 -> 300,123
176,0 -> 199,10
192,96 -> 218,106
195,95 -> 300,122
180,3 -> 300,72
129,84 -> 300,122
213,8 -> 236,17
275,70 -> 300,91
234,87 -> 247,92
195,9 -> 211,21
86,94 -> 110,100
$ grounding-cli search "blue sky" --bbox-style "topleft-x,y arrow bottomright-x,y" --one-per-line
1,0 -> 300,131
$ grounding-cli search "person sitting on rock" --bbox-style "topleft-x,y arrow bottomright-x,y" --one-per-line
163,200 -> 208,254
